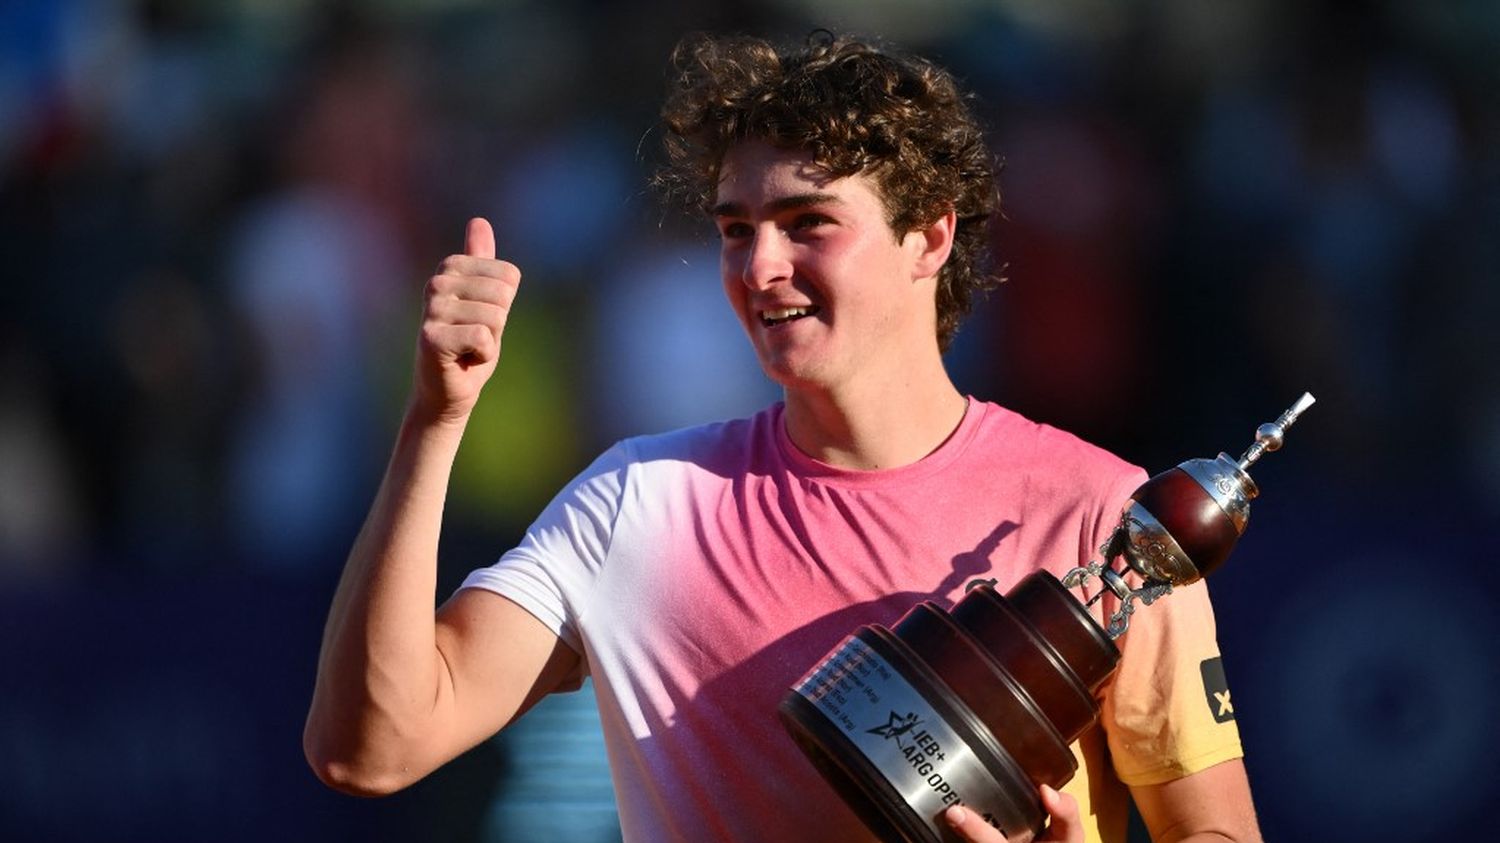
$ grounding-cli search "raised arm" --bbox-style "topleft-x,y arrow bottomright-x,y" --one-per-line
303,218 -> 580,796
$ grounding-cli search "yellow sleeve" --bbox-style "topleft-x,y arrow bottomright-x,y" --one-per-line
1100,579 -> 1245,786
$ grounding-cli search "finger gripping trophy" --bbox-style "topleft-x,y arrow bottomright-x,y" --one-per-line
779,394 -> 1315,842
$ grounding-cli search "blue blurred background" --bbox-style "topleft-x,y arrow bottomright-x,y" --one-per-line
2,1 -> 1497,841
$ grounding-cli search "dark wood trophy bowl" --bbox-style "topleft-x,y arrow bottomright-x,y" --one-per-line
778,394 -> 1314,842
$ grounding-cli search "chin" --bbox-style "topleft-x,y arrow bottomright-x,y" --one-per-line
759,362 -> 834,393
752,340 -> 845,390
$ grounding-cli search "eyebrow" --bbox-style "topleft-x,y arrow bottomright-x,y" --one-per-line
709,192 -> 844,219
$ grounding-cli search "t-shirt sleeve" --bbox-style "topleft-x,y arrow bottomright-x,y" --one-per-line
457,439 -> 633,691
1093,470 -> 1246,786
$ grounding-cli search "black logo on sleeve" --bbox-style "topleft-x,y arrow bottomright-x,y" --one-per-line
1200,657 -> 1235,723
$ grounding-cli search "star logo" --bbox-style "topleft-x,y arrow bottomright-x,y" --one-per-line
868,711 -> 923,744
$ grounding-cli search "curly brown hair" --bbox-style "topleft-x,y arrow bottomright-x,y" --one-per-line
657,31 -> 1000,350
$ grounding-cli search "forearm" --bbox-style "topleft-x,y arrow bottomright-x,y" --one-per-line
1133,759 -> 1262,843
304,402 -> 468,792
1160,833 -> 1258,843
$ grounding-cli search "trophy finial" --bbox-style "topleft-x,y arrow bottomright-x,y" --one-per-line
1238,392 -> 1315,471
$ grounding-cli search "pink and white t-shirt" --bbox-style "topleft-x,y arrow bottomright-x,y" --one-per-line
461,399 -> 1242,842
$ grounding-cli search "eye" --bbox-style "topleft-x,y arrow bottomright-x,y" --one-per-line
717,221 -> 753,240
791,213 -> 831,231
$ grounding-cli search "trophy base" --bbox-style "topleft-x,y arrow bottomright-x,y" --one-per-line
780,573 -> 1126,842
780,626 -> 1044,842
779,692 -> 944,843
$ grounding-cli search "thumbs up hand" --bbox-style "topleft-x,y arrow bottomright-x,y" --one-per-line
412,217 -> 521,425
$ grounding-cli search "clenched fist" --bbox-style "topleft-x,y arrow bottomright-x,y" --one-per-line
412,217 -> 521,424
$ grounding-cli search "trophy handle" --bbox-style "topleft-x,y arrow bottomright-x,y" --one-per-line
1060,530 -> 1173,639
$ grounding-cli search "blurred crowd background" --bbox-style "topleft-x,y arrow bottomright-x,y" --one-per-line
2,0 -> 1497,841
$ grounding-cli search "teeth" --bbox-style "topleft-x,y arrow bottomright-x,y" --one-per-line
762,306 -> 814,323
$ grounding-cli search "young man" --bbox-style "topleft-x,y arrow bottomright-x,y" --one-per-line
304,33 -> 1262,843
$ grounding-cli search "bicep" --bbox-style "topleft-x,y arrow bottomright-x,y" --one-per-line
1130,758 -> 1262,843
429,588 -> 582,759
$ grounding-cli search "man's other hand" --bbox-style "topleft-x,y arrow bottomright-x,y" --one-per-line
412,217 -> 521,424
944,785 -> 1083,843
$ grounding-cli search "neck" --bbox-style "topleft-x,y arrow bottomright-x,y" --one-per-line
782,368 -> 967,470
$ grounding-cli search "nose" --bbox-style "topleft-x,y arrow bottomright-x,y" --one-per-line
739,228 -> 792,290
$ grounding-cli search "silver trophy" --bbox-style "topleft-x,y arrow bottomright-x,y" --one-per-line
780,394 -> 1315,842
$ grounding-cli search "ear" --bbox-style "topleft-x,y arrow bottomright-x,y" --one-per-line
907,209 -> 957,282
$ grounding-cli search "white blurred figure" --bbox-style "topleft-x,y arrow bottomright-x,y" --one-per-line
224,33 -> 421,568
226,190 -> 404,568
589,241 -> 780,443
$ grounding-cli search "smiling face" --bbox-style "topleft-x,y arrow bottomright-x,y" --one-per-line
712,141 -> 948,395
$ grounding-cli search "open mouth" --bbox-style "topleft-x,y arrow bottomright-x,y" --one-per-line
760,306 -> 821,327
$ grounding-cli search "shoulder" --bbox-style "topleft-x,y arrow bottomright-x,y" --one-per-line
971,400 -> 1144,491
532,407 -> 780,543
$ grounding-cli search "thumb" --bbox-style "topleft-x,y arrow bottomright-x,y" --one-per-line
464,217 -> 496,259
